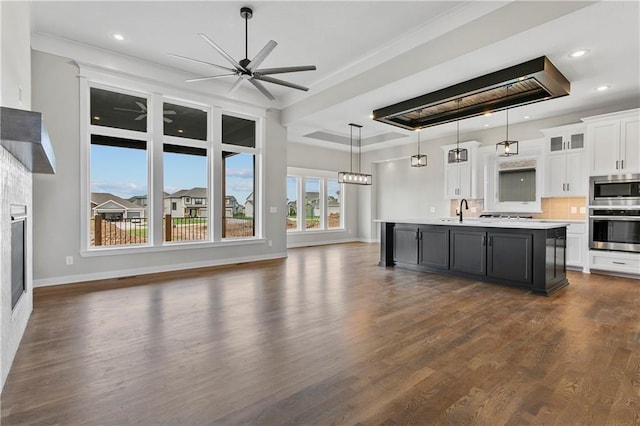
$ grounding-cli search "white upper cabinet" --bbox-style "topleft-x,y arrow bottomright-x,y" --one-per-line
441,141 -> 480,199
541,124 -> 586,197
583,109 -> 640,176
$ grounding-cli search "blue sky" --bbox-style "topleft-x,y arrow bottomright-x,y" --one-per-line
91,146 -> 254,203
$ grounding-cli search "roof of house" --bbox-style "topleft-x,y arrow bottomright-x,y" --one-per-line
91,192 -> 142,209
166,187 -> 207,198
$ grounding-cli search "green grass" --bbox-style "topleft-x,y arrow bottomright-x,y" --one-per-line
128,229 -> 148,237
172,217 -> 207,224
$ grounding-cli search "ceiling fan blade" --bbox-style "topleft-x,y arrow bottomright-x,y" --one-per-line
134,114 -> 146,121
185,74 -> 237,83
113,107 -> 142,113
167,53 -> 235,73
248,79 -> 275,101
247,40 -> 277,71
253,75 -> 309,92
163,110 -> 177,115
198,33 -> 246,70
136,102 -> 147,112
255,65 -> 316,75
163,117 -> 173,123
227,77 -> 244,97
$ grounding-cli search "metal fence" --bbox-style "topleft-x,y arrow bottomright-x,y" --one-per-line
91,215 -> 254,246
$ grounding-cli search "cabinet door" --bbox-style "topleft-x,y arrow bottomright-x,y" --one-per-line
445,165 -> 460,199
394,226 -> 418,265
450,229 -> 486,275
487,232 -> 532,284
547,154 -> 566,196
549,135 -> 564,152
568,132 -> 584,150
418,226 -> 449,270
620,118 -> 640,173
566,234 -> 583,267
589,121 -> 620,175
545,229 -> 567,282
458,163 -> 472,198
565,151 -> 586,195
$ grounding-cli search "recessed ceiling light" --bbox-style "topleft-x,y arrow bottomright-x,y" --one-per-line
113,33 -> 125,41
484,112 -> 492,117
369,114 -> 374,119
596,85 -> 611,92
484,124 -> 489,127
523,115 -> 530,119
568,49 -> 590,58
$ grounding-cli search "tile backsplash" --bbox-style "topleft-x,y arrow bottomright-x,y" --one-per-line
449,197 -> 587,220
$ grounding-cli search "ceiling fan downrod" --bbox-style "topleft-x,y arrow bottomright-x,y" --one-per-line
240,7 -> 252,66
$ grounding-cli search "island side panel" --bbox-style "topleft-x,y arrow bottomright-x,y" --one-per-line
379,222 -> 395,267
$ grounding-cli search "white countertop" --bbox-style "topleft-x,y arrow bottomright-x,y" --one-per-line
375,218 -> 570,230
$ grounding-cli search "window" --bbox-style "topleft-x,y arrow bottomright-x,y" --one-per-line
222,114 -> 257,239
89,86 -> 150,248
286,176 -> 298,232
499,168 -> 536,202
286,169 -> 344,232
83,82 -> 262,252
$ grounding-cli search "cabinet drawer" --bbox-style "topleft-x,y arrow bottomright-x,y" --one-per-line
567,223 -> 586,234
590,251 -> 640,274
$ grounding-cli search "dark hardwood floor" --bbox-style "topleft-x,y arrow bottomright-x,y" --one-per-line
1,243 -> 639,425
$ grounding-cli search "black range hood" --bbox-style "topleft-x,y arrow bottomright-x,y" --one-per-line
0,107 -> 56,174
372,56 -> 570,131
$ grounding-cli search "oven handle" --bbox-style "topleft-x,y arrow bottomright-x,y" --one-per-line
589,215 -> 640,221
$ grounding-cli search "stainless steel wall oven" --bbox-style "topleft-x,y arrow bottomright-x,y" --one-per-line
589,208 -> 640,253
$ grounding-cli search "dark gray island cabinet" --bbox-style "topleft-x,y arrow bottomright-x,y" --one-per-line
379,221 -> 568,295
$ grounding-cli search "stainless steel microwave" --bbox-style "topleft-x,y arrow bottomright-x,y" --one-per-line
589,174 -> 640,206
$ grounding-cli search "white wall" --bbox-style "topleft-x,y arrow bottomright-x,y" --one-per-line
31,51 -> 288,286
286,143 -> 359,247
0,1 -> 33,391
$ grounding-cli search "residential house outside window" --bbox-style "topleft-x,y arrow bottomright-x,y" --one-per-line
286,170 -> 344,232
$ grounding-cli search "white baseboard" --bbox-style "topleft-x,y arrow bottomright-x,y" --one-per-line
33,252 -> 288,288
287,238 -> 358,248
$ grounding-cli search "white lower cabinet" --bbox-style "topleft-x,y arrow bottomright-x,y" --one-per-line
589,250 -> 640,275
566,222 -> 586,269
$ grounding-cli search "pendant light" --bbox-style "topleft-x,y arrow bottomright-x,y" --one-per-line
410,129 -> 427,167
496,84 -> 519,157
338,123 -> 372,185
448,98 -> 468,163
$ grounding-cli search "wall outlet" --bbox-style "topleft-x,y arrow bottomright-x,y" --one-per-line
430,207 -> 436,213
65,256 -> 73,265
268,240 -> 272,247
579,207 -> 586,214
269,206 -> 277,213
570,206 -> 577,214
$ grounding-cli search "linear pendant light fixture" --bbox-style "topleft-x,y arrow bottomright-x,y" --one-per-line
338,123 -> 372,185
448,98 -> 468,163
496,84 -> 518,157
410,129 -> 427,167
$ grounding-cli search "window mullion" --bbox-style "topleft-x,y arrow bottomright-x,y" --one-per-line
211,108 -> 223,242
150,93 -> 164,247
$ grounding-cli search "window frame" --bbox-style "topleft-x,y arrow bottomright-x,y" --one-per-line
79,77 -> 265,255
286,167 -> 345,234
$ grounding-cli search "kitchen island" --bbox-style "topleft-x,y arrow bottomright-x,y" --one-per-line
378,219 -> 569,295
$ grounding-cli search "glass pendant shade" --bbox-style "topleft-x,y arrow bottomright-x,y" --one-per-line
410,130 -> 427,167
496,140 -> 518,156
338,123 -> 372,185
411,154 -> 428,167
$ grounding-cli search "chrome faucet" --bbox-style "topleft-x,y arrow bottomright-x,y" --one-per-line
457,198 -> 469,222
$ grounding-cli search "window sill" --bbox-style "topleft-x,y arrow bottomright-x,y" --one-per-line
80,238 -> 266,257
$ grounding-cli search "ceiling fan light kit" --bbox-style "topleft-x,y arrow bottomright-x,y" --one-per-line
170,6 -> 317,101
338,123 -> 372,185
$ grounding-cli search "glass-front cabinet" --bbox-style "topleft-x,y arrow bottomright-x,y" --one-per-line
541,123 -> 587,197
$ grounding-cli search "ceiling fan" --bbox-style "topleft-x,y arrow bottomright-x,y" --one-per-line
168,7 -> 317,101
113,102 -> 176,123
